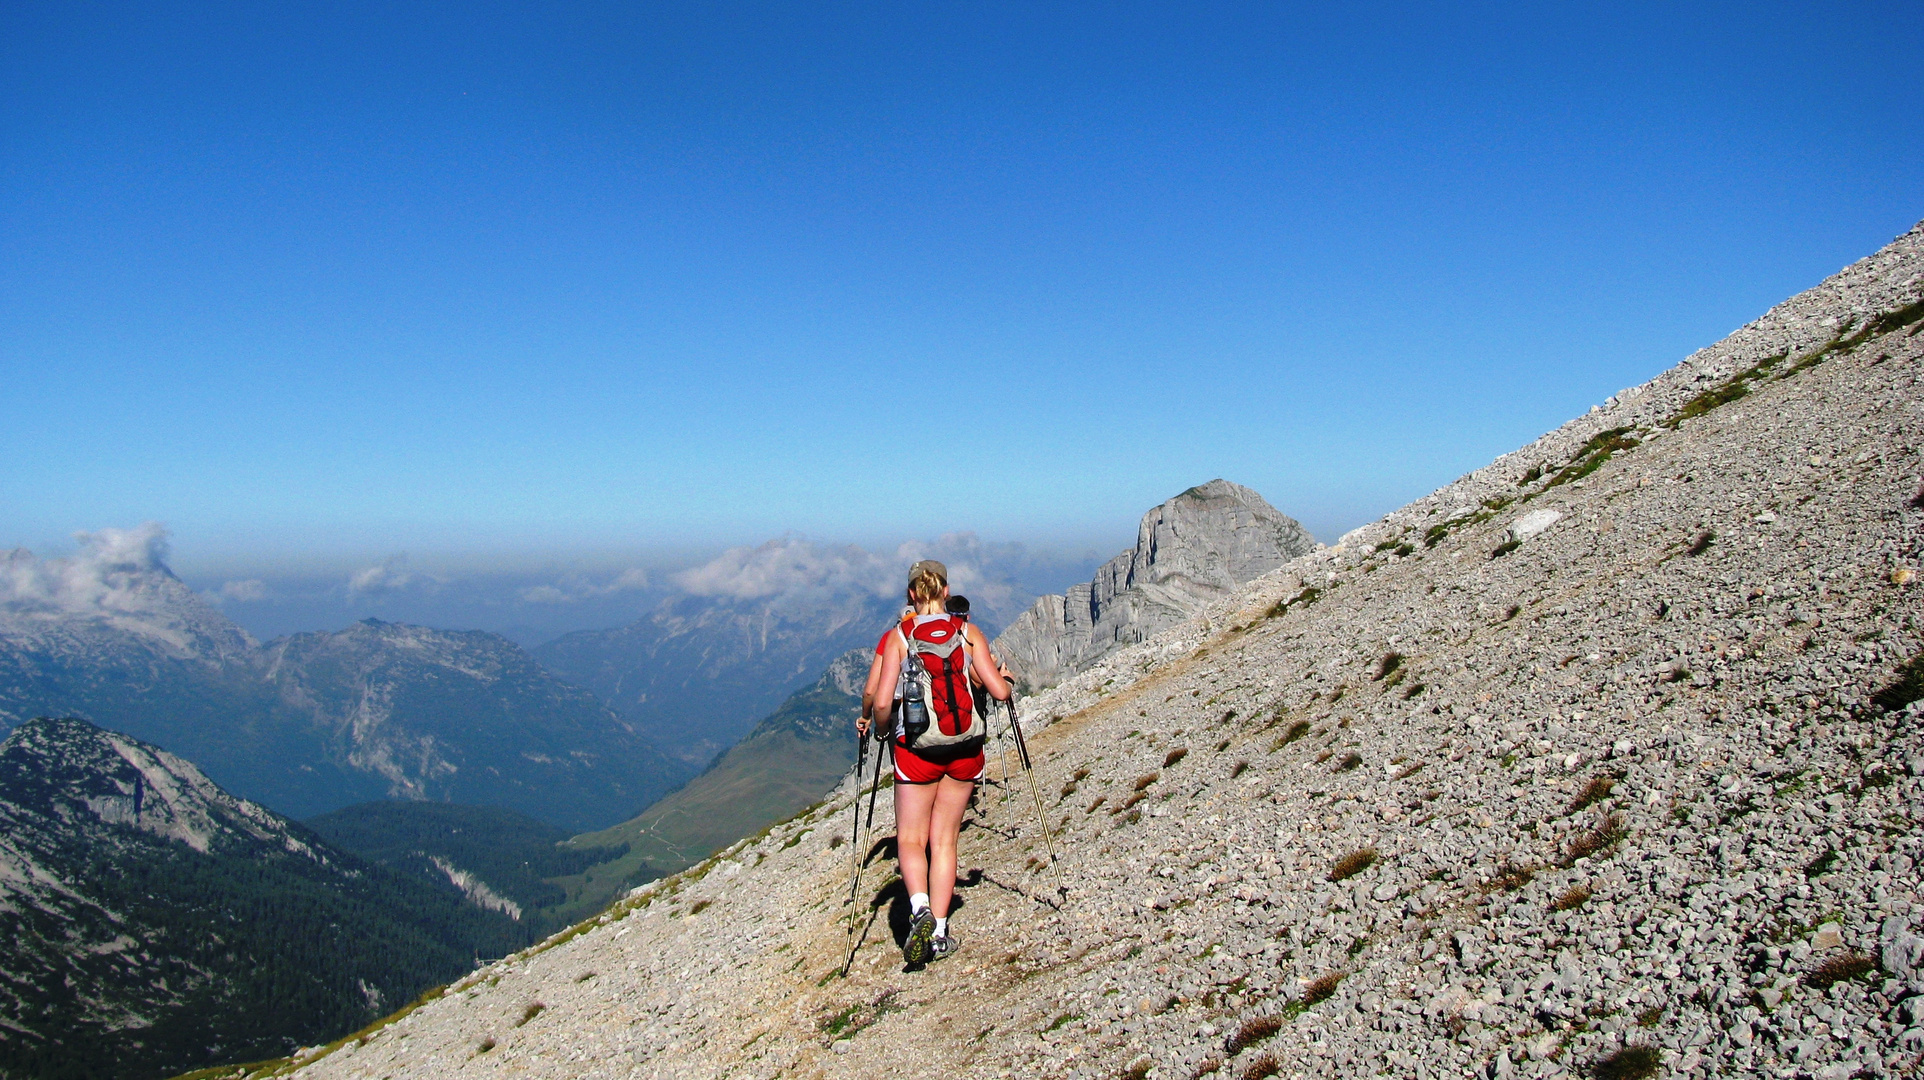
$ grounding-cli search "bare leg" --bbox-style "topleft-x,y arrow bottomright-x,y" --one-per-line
927,776 -> 974,919
894,780 -> 938,903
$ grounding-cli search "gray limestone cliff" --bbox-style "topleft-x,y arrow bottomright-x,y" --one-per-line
993,479 -> 1317,687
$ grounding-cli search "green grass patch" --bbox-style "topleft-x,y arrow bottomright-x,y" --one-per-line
1266,585 -> 1323,619
1545,427 -> 1638,487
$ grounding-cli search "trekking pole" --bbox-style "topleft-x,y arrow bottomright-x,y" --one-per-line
1005,695 -> 1068,904
845,727 -> 889,908
841,729 -> 893,972
841,718 -> 869,906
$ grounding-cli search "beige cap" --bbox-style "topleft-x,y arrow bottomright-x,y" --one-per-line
909,559 -> 948,581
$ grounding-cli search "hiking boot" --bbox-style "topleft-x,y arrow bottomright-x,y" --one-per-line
930,932 -> 956,961
903,908 -> 936,964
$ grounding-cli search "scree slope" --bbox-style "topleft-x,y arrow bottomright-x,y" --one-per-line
266,222 -> 1924,1080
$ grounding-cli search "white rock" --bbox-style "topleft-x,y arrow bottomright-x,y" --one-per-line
1507,509 -> 1563,542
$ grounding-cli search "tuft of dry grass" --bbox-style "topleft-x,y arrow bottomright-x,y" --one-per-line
575,971 -> 596,982
1134,773 -> 1161,791
1086,796 -> 1107,814
1551,885 -> 1591,912
1239,1053 -> 1281,1080
1559,813 -> 1626,867
1271,720 -> 1311,752
1805,952 -> 1878,990
1329,848 -> 1377,882
1485,863 -> 1534,892
515,1002 -> 545,1028
1190,1057 -> 1223,1079
1060,779 -> 1079,800
1686,530 -> 1715,556
476,1038 -> 496,1054
1302,971 -> 1345,1005
1569,775 -> 1616,813
1334,752 -> 1363,773
1589,1045 -> 1661,1080
1225,1015 -> 1283,1055
1372,652 -> 1403,681
1120,1059 -> 1152,1080
1164,747 -> 1189,768
1228,760 -> 1248,779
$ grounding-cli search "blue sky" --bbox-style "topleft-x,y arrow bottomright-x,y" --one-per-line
4,1 -> 1920,584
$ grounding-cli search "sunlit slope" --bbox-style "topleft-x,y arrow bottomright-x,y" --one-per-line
272,222 -> 1924,1080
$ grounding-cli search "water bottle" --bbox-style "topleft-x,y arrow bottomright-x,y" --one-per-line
901,661 -> 929,740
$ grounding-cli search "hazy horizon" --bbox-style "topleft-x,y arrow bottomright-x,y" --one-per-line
6,3 -> 1919,610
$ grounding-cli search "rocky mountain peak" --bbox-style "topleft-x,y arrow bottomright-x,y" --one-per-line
993,479 -> 1317,687
0,526 -> 256,665
0,715 -> 298,856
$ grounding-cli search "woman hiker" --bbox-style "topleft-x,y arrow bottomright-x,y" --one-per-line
856,559 -> 1011,964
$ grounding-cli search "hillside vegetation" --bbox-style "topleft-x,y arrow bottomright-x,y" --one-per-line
557,649 -> 869,916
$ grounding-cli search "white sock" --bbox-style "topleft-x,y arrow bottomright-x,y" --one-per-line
934,917 -> 948,937
910,892 -> 930,914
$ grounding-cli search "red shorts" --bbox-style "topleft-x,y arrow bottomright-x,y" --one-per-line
893,741 -> 985,784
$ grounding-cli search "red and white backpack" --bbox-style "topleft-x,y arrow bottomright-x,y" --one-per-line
895,615 -> 983,752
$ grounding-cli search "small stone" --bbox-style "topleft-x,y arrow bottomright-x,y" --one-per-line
1813,923 -> 1844,950
1894,568 -> 1916,585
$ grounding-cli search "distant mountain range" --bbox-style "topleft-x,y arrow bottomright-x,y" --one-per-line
0,717 -> 532,1080
532,593 -> 892,767
0,536 -> 689,830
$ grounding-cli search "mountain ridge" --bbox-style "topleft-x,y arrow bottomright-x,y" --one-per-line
0,574 -> 691,829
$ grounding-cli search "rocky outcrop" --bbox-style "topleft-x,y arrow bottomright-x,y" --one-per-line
995,479 -> 1317,687
269,222 -> 1924,1080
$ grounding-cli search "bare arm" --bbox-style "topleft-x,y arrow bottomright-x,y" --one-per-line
872,634 -> 905,725
857,647 -> 887,735
967,626 -> 1011,702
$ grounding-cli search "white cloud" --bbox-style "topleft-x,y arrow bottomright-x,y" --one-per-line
347,554 -> 439,597
210,579 -> 269,603
517,567 -> 651,605
673,537 -> 897,602
0,522 -> 255,656
670,533 -> 1020,618
2,522 -> 176,616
